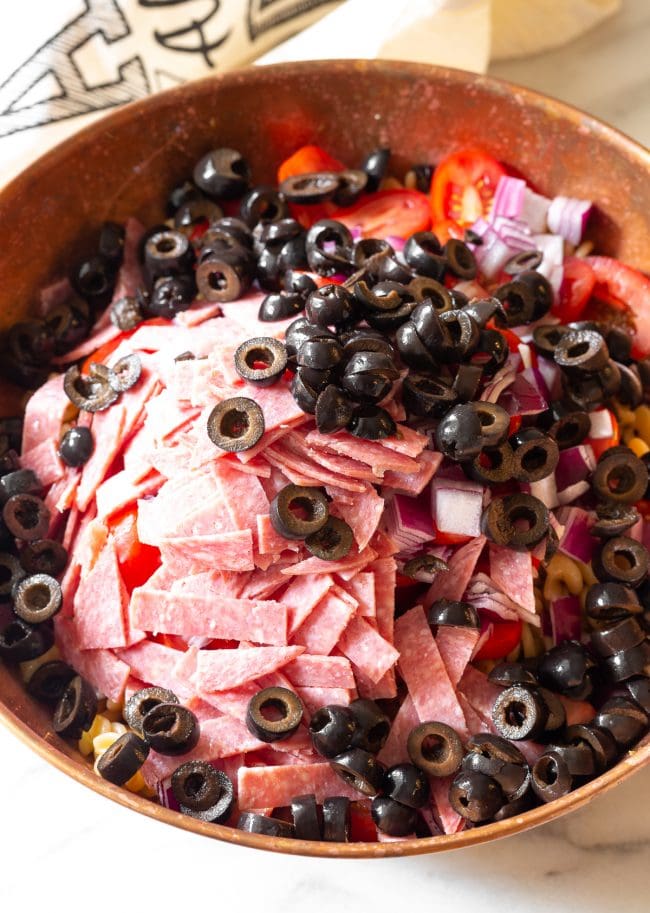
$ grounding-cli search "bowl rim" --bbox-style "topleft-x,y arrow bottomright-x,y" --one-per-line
1,57 -> 649,858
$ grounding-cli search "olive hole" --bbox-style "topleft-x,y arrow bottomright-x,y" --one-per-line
220,409 -> 249,439
15,501 -> 40,529
4,622 -> 28,646
521,446 -> 548,471
140,698 -> 161,717
231,158 -> 248,178
184,772 -> 207,799
259,698 -> 289,722
288,496 -> 320,523
208,270 -> 229,291
505,700 -> 527,727
607,466 -> 634,493
613,549 -> 636,571
245,347 -> 274,370
420,734 -> 449,763
538,758 -> 558,785
155,237 -> 177,254
567,341 -> 590,358
25,583 -> 51,610
148,712 -> 176,734
459,795 -> 469,808
508,506 -> 537,532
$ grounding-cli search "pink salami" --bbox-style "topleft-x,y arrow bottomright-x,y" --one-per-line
424,535 -> 486,607
159,529 -> 255,573
130,589 -> 288,645
394,605 -> 468,738
488,542 -> 536,617
20,439 -> 64,487
212,459 -> 269,531
337,615 -> 399,684
435,626 -> 480,688
297,687 -> 355,717
382,450 -> 443,495
331,485 -> 384,552
342,572 -> 376,618
54,616 -> 130,702
116,640 -> 195,700
238,762 -> 360,810
284,654 -> 355,689
429,775 -> 464,835
21,375 -> 72,453
458,665 -> 503,724
378,694 -> 419,767
291,587 -> 357,656
72,538 -> 135,650
196,644 -> 304,691
281,546 -> 377,577
281,573 -> 335,635
76,405 -> 127,512
305,429 -> 420,474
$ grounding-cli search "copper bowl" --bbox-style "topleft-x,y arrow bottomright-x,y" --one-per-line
0,59 -> 649,858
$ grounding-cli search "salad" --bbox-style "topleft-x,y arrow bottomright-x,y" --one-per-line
0,141 -> 649,843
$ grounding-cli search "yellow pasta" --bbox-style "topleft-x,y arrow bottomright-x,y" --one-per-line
626,436 -> 650,457
19,644 -> 60,683
78,714 -> 113,757
521,622 -> 544,658
542,553 -> 584,602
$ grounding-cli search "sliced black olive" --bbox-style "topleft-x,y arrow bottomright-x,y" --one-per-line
285,318 -> 335,361
487,662 -> 539,688
517,270 -> 554,320
504,249 -> 544,275
144,229 -> 193,281
482,493 -> 549,551
0,450 -> 20,478
59,427 -> 94,468
365,298 -> 416,332
533,323 -> 570,359
279,171 -> 340,204
462,296 -> 505,328
383,763 -> 430,809
592,535 -> 649,587
53,675 -> 98,740
591,616 -> 645,658
0,552 -> 26,598
246,687 -> 304,742
510,428 -> 560,483
309,704 -> 357,758
97,220 -> 125,267
605,326 -> 632,363
141,702 -> 200,755
63,365 -> 119,413
333,169 -> 368,206
315,385 -> 354,434
193,148 -> 250,199
172,196 -> 222,230
273,235 -> 308,275
531,751 -> 572,803
544,742 -> 596,778
472,402 -> 511,448
461,753 -> 530,802
395,321 -> 438,371
0,618 -> 52,661
438,310 -> 480,361
291,794 -> 322,840
554,329 -> 609,372
404,231 -> 445,279
371,796 -> 418,837
238,811 -> 294,838
466,733 -> 527,766
322,796 -> 350,842
96,732 -> 150,786
352,237 -> 393,273
306,284 -> 356,328
240,186 -> 288,227
0,418 -> 23,455
353,279 -> 405,314
592,502 -> 640,539
258,290 -> 304,322
124,686 -> 180,736
466,441 -> 515,484
444,238 -> 476,279
593,699 -> 648,749
407,721 -> 463,777
538,641 -> 596,700
284,270 -> 318,299
270,484 -> 329,541
149,273 -> 196,318
585,581 -> 641,622
297,337 -> 343,372
46,298 -> 90,355
604,641 -> 650,683
108,354 -> 142,394
305,516 -> 354,561
331,748 -> 385,796
493,794 -> 535,821
195,251 -> 252,302
3,494 -> 50,541
492,685 -> 548,740
435,404 -> 483,462
408,280 -> 453,316
207,397 -> 265,453
348,698 -> 391,753
19,540 -> 67,580
626,677 -> 650,714
305,220 -> 354,276
401,374 -> 457,419
565,723 -> 618,772
410,162 -> 433,193
111,295 -> 143,332
12,573 -> 61,624
410,298 -> 450,350
6,320 -> 55,370
453,363 -> 484,402
348,405 -> 395,440
172,761 -> 234,822
470,328 -> 509,376
427,599 -> 479,629
538,687 -> 567,734
402,554 -> 449,585
291,370 -> 319,414
592,449 -> 647,504
342,366 -> 395,406
166,180 -> 202,217
361,147 -> 390,191
449,770 -> 504,822
0,469 -> 37,504
254,218 -> 302,248
26,660 -> 75,705
494,278 -> 537,326
72,256 -> 115,309
234,337 -> 287,387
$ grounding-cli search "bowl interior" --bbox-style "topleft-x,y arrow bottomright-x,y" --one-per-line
0,59 -> 649,857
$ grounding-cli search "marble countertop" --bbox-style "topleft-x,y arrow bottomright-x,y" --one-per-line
2,2 -> 650,909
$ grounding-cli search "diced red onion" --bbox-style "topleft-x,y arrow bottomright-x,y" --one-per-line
157,778 -> 180,811
431,479 -> 484,538
497,369 -> 547,416
490,176 -> 526,221
385,493 -> 434,552
547,196 -> 593,246
554,444 -> 596,492
550,595 -> 582,645
556,506 -> 595,564
521,187 -> 551,233
480,364 -> 517,403
533,233 -> 564,297
589,408 -> 614,439
491,216 -> 536,253
628,517 -> 644,543
557,479 -> 590,505
536,356 -> 563,400
473,229 -> 514,279
529,474 -> 559,509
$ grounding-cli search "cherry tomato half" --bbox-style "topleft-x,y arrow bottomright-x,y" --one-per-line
108,505 -> 161,593
554,256 -> 595,323
430,149 -> 506,228
335,189 -> 431,240
473,616 -> 522,661
277,144 -> 346,183
585,256 -> 650,358
349,802 -> 378,842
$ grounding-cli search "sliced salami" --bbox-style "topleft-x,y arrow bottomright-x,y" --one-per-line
284,654 -> 356,689
435,626 -> 480,689
489,542 -> 536,617
72,538 -> 135,650
196,644 -> 304,692
377,694 -> 419,767
337,615 -> 399,685
54,616 -> 130,702
291,587 -> 358,656
238,762 -> 360,810
424,535 -> 486,608
159,529 -> 255,573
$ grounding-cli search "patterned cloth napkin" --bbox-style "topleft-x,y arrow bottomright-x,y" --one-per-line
0,0 -> 619,185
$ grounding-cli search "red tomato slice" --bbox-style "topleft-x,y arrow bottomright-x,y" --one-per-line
432,218 -> 464,244
81,317 -> 170,375
277,144 -> 346,183
587,409 -> 620,461
432,528 -> 472,546
473,617 -> 522,661
335,190 -> 431,240
108,506 -> 161,592
430,149 -> 506,228
554,256 -> 595,323
585,256 -> 650,357
349,803 -> 378,842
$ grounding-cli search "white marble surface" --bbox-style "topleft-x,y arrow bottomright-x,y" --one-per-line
3,1 -> 650,908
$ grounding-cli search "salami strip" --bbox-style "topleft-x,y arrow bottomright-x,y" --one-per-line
54,617 -> 130,702
72,539 -> 137,650
382,450 -> 443,496
297,686 -> 356,717
284,654 -> 356,689
305,429 -> 420,474
378,694 -> 419,767
117,640 -> 195,700
394,605 -> 468,739
196,645 -> 304,692
159,529 -> 255,573
330,485 -> 384,552
429,775 -> 465,835
489,543 -> 536,617
212,459 -> 270,532
21,374 -> 70,453
342,572 -> 376,618
458,665 -> 503,725
337,615 -> 399,684
281,573 -> 335,634
281,546 -> 378,577
20,439 -> 64,488
76,405 -> 127,512
435,626 -> 480,689
292,588 -> 358,656
423,535 -> 486,608
238,762 -> 360,810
